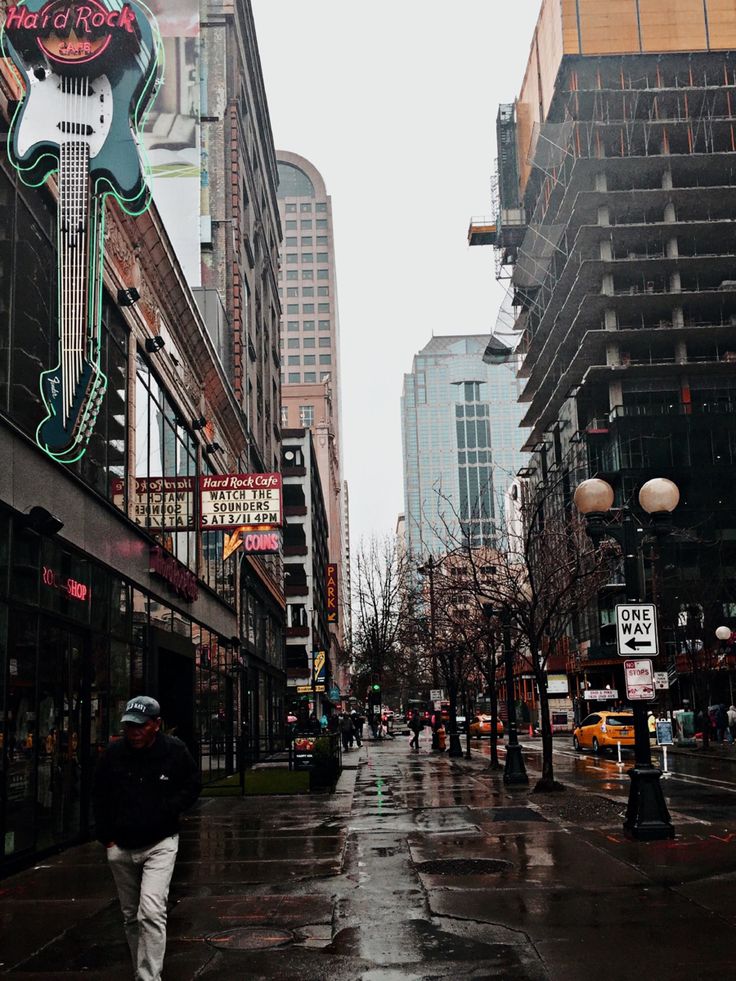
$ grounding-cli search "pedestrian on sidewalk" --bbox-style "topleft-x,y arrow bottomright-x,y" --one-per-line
92,696 -> 201,981
409,711 -> 422,751
728,704 -> 736,742
339,713 -> 354,751
351,711 -> 363,747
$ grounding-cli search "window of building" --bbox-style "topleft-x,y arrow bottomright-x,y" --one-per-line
316,219 -> 327,229
285,236 -> 297,246
285,203 -> 296,213
286,270 -> 298,280
316,202 -> 327,212
285,220 -> 296,230
287,355 -> 300,365
277,163 -> 314,197
287,338 -> 299,349
304,372 -> 317,383
301,235 -> 313,246
319,354 -> 332,365
318,336 -> 331,348
278,288 -> 283,298
316,236 -> 328,246
287,303 -> 299,314
317,268 -> 329,279
303,354 -> 316,365
302,269 -> 313,280
303,320 -> 315,331
317,286 -> 329,296
302,286 -> 314,296
320,372 -> 330,382
299,404 -> 314,426
317,253 -> 328,262
318,320 -> 330,331
287,321 -> 299,331
303,337 -> 316,348
302,252 -> 313,263
287,287 -> 298,297
286,253 -> 297,264
303,303 -> 314,313
300,202 -> 312,213
281,404 -> 289,425
318,303 -> 330,313
301,219 -> 312,230
288,372 -> 300,383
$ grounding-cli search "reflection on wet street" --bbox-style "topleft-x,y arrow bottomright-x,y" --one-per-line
2,735 -> 736,979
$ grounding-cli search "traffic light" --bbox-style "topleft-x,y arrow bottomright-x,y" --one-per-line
372,683 -> 380,693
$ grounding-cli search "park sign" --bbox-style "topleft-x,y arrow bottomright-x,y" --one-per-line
200,474 -> 282,530
616,603 -> 659,656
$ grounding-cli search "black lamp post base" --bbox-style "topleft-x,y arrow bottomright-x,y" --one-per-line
503,744 -> 529,785
624,766 -> 674,840
448,733 -> 463,757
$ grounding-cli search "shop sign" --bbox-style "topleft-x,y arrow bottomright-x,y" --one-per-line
200,473 -> 282,530
1,1 -> 161,464
112,477 -> 195,531
297,684 -> 325,694
42,565 -> 91,603
149,546 -> 198,602
326,563 -> 338,623
313,650 -> 327,686
223,528 -> 281,559
547,674 -> 569,694
624,658 -> 655,700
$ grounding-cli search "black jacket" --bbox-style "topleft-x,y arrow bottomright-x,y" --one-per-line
92,732 -> 201,849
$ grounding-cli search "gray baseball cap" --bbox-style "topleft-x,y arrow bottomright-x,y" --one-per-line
121,696 -> 161,724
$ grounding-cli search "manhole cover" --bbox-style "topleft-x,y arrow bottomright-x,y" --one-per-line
415,858 -> 512,875
206,927 -> 295,951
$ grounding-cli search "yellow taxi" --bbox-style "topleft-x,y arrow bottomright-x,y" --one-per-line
469,714 -> 504,739
573,711 -> 635,754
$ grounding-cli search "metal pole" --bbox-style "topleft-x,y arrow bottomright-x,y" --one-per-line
621,513 -> 674,840
502,608 -> 528,785
428,557 -> 439,751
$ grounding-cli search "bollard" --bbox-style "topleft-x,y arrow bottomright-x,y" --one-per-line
617,741 -> 623,767
662,745 -> 669,774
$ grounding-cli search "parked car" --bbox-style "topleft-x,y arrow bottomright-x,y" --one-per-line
573,712 -> 635,754
469,714 -> 504,738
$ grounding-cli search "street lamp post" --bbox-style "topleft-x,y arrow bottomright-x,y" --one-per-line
574,476 -> 679,841
716,626 -> 734,705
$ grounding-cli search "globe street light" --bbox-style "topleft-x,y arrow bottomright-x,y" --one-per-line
574,476 -> 679,841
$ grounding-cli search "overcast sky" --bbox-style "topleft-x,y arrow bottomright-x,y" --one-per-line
252,1 -> 542,549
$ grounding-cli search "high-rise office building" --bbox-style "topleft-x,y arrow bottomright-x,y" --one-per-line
401,335 -> 529,561
478,0 -> 736,694
276,152 -> 349,697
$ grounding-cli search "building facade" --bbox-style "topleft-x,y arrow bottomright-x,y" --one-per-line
276,151 -> 349,700
0,0 -> 284,872
401,335 -> 529,563
281,429 -> 332,719
488,0 -> 736,702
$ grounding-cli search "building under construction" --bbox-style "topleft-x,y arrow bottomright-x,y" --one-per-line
477,0 -> 736,699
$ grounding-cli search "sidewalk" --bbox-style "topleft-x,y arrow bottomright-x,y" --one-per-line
2,737 -> 736,979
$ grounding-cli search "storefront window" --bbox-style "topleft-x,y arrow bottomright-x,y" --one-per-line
10,527 -> 40,607
4,611 -> 38,858
110,639 -> 131,736
109,578 -> 131,639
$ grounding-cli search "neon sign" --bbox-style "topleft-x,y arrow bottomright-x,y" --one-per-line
42,565 -> 91,602
1,1 -> 162,463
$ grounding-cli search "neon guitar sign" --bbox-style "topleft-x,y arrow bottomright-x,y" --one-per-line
1,1 -> 162,463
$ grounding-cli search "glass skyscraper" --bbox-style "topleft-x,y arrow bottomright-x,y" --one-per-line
401,335 -> 529,559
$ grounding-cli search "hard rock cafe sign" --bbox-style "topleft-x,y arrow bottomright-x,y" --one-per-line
1,1 -> 162,463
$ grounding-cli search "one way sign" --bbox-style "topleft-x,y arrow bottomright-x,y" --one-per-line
615,603 -> 659,657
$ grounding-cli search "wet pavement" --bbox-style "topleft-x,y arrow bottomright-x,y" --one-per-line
2,734 -> 736,979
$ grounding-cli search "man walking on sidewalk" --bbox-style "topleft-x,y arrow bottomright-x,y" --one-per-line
93,696 -> 201,981
409,711 -> 422,751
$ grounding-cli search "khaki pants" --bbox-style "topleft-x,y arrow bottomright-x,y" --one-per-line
107,835 -> 179,981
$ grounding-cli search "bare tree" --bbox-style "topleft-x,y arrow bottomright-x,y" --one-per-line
351,536 -> 411,707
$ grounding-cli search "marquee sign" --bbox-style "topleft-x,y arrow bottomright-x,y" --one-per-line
200,474 -> 282,530
111,476 -> 195,531
1,1 -> 162,463
326,563 -> 338,624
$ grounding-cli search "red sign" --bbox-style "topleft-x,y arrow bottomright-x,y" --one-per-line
42,565 -> 90,602
200,473 -> 282,530
149,546 -> 198,603
242,530 -> 281,554
6,1 -> 138,66
326,563 -> 338,624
